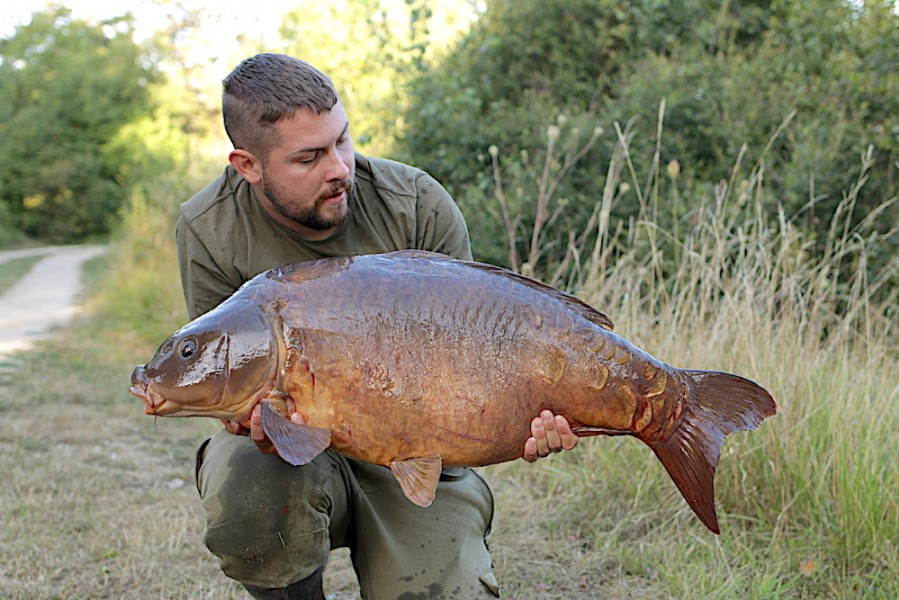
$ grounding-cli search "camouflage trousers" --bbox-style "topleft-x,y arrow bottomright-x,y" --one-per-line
195,429 -> 500,598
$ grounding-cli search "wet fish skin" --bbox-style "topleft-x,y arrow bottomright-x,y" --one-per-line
130,251 -> 776,533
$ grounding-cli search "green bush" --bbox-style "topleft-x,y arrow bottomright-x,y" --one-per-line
395,0 -> 898,285
0,7 -> 158,243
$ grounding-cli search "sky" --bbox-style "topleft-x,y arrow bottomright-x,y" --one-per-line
2,0 -> 292,36
2,1 -> 296,67
3,0 -> 152,37
3,0 -> 482,85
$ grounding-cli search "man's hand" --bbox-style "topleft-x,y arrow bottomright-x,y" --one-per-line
522,410 -> 579,462
225,402 -> 576,461
222,399 -> 306,454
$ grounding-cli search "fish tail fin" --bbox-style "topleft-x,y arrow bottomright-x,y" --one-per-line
644,370 -> 776,534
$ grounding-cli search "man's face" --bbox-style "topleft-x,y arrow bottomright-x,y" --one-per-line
257,101 -> 356,239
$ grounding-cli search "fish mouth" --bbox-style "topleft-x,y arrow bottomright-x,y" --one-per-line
130,364 -> 168,415
127,367 -> 273,421
129,381 -> 177,416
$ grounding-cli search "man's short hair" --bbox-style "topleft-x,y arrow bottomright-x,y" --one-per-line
222,53 -> 339,160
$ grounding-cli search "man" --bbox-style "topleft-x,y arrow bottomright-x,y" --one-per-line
176,53 -> 578,599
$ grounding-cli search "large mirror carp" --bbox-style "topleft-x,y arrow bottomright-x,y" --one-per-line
130,251 -> 776,533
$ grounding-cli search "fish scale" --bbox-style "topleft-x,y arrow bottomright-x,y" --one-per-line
131,250 -> 776,534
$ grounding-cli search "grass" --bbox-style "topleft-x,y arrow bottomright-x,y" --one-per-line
0,257 -> 361,599
2,271 -> 892,598
0,256 -> 210,594
0,220 -> 34,249
479,117 -> 897,598
1,125 -> 896,598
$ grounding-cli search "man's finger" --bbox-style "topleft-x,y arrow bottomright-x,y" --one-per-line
250,404 -> 265,442
223,419 -> 249,435
531,415 -> 551,457
522,437 -> 538,463
249,404 -> 276,454
555,415 -> 580,451
541,410 -> 563,451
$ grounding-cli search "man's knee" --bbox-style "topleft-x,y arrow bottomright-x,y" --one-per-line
196,432 -> 343,588
353,466 -> 499,598
197,432 -> 300,525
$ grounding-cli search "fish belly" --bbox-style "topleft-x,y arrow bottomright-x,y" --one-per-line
272,254 -> 662,467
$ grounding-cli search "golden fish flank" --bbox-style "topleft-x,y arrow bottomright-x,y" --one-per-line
539,347 -> 566,384
587,362 -> 610,391
130,250 -> 776,534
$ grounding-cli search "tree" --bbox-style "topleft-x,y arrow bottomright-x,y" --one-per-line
606,0 -> 898,247
395,0 -> 897,277
0,6 -> 157,242
397,0 -> 781,188
277,0 -> 476,157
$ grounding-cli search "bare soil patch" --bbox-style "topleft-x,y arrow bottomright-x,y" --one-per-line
0,245 -> 105,359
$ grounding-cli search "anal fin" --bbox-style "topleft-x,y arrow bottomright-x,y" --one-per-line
260,400 -> 331,466
571,426 -> 630,437
389,454 -> 443,507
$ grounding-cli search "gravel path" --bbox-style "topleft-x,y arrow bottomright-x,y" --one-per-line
0,245 -> 106,359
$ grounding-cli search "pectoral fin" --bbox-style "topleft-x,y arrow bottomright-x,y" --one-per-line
389,454 -> 443,507
260,400 -> 331,466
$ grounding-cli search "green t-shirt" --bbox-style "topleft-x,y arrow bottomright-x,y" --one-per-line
176,152 -> 472,319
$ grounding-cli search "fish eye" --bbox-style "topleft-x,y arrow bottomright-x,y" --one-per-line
178,338 -> 197,359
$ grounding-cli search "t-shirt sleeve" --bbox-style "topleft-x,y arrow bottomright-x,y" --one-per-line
176,215 -> 241,320
414,173 -> 472,261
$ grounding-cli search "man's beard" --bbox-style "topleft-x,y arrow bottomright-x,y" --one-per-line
264,179 -> 354,231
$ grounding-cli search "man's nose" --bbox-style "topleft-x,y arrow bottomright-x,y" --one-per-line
325,150 -> 351,181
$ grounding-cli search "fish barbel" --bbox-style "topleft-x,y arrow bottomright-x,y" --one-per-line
130,251 -> 776,533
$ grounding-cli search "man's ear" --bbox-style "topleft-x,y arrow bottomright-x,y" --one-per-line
229,149 -> 263,184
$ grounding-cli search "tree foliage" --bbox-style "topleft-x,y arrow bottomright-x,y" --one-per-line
0,6 -> 157,242
1,0 -> 894,281
278,0 -> 476,157
395,0 -> 898,276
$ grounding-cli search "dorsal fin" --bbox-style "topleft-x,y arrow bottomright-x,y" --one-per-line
392,251 -> 615,331
470,262 -> 614,330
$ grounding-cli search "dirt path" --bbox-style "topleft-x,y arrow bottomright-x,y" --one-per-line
0,244 -> 106,359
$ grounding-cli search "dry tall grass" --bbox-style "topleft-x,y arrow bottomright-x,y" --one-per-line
483,116 -> 897,598
1,119 -> 895,598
